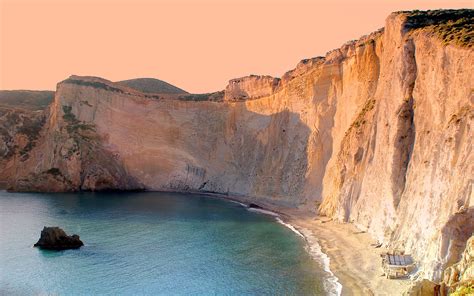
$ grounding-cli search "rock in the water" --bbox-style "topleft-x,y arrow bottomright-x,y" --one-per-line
34,226 -> 84,250
247,203 -> 262,209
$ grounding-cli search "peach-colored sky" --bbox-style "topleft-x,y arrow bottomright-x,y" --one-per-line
0,0 -> 471,93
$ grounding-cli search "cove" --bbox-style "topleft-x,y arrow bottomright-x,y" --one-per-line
0,191 -> 328,295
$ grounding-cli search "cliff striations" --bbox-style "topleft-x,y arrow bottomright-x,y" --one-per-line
0,10 -> 472,285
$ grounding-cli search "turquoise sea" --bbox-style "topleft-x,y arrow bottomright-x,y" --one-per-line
0,191 -> 329,295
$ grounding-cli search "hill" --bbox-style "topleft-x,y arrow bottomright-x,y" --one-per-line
116,78 -> 188,94
0,90 -> 54,111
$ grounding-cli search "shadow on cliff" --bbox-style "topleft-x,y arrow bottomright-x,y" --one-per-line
1,84 -> 326,210
439,207 -> 474,269
171,103 -> 318,209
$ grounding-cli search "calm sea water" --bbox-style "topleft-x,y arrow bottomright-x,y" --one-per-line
0,191 -> 328,295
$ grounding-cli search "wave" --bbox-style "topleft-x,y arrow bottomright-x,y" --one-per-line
227,199 -> 248,208
299,227 -> 343,296
275,217 -> 305,238
236,199 -> 342,295
274,215 -> 342,295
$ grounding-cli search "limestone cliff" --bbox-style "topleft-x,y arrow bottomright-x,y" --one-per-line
0,9 -> 472,283
224,75 -> 280,101
319,10 -> 473,281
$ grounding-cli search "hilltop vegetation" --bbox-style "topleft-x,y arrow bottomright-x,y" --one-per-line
401,9 -> 473,47
117,78 -> 188,94
0,90 -> 54,111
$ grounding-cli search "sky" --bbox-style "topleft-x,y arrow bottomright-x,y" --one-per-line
0,0 -> 471,93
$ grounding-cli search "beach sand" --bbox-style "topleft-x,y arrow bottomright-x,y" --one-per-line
287,211 -> 411,296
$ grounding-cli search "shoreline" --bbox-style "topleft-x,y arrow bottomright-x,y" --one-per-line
207,192 -> 411,296
287,215 -> 411,296
275,216 -> 343,295
195,192 -> 344,294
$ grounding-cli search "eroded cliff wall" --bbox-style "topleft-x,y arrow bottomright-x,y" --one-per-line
1,10 -> 472,282
319,11 -> 474,281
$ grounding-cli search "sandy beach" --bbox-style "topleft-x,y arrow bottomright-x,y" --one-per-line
216,194 -> 411,296
288,213 -> 411,295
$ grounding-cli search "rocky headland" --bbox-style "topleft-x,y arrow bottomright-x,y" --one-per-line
0,9 -> 472,295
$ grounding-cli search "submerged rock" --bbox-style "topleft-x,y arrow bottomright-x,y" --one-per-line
34,226 -> 84,250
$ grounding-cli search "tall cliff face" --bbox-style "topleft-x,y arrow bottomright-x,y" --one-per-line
319,11 -> 473,281
1,10 -> 472,281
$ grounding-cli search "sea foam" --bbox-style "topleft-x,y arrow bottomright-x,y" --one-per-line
227,199 -> 248,208
244,204 -> 343,296
275,217 -> 305,238
299,227 -> 343,296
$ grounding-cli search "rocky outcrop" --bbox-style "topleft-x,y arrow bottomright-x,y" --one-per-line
0,106 -> 49,190
1,9 -> 472,282
224,75 -> 280,101
0,90 -> 54,111
403,279 -> 440,296
442,235 -> 474,294
0,90 -> 53,172
34,226 -> 84,250
1,77 -> 145,192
